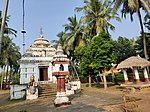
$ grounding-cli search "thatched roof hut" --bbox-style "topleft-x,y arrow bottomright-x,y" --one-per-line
117,56 -> 150,69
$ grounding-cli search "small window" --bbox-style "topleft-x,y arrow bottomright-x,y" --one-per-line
25,68 -> 27,72
59,64 -> 64,71
33,68 -> 34,72
25,74 -> 27,78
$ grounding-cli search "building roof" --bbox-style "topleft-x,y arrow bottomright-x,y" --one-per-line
20,34 -> 56,62
20,34 -> 69,63
52,44 -> 69,62
117,56 -> 150,69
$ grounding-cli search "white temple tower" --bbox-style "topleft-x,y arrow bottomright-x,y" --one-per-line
19,34 -> 57,84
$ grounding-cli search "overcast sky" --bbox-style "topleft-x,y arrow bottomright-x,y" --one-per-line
0,0 -> 148,53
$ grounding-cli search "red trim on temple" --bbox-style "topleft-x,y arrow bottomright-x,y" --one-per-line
52,71 -> 70,76
53,61 -> 69,64
124,80 -> 129,84
136,79 -> 141,84
145,78 -> 150,83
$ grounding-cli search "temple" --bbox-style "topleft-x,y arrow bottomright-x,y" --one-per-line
19,34 -> 69,84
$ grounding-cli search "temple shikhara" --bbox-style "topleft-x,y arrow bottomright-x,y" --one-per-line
19,33 -> 69,84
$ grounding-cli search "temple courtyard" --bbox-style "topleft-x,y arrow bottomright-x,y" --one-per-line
0,84 -> 150,112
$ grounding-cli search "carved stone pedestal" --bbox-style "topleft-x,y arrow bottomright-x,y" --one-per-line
53,74 -> 71,106
26,87 -> 38,100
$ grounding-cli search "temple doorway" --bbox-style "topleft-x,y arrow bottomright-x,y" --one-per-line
39,67 -> 48,81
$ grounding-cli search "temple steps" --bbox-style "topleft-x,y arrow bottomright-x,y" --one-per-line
38,83 -> 57,98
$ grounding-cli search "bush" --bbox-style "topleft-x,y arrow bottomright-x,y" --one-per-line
79,75 -> 88,83
139,73 -> 144,81
106,74 -> 112,82
115,74 -> 124,83
11,73 -> 20,84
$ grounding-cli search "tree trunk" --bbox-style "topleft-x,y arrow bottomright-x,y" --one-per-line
140,0 -> 150,16
0,66 -> 5,90
5,65 -> 9,84
0,72 -> 4,90
0,0 -> 9,53
98,71 -> 103,82
70,61 -> 80,80
111,69 -> 115,83
88,74 -> 91,88
103,73 -> 107,90
136,0 -> 148,60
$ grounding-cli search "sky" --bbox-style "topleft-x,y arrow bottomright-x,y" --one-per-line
0,0 -> 148,53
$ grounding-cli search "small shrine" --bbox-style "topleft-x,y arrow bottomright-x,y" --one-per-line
117,56 -> 150,84
52,44 -> 71,106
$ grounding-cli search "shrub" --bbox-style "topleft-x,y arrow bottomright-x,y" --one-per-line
115,73 -> 124,83
139,73 -> 144,81
11,73 -> 20,84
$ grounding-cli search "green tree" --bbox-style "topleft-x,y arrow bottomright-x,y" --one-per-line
112,0 -> 149,59
113,37 -> 136,64
75,0 -> 121,39
0,11 -> 17,37
135,34 -> 150,58
144,13 -> 150,30
52,16 -> 84,59
0,36 -> 21,89
52,16 -> 85,80
0,10 -> 20,89
75,32 -> 115,87
63,15 -> 85,59
51,31 -> 67,49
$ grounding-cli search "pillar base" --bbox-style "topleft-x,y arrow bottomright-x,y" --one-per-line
135,79 -> 141,84
145,78 -> 150,83
124,80 -> 129,84
54,92 -> 71,107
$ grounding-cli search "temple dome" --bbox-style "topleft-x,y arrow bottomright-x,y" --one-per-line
33,35 -> 49,46
24,34 -> 56,57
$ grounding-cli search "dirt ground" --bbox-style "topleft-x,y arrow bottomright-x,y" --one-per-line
0,84 -> 150,112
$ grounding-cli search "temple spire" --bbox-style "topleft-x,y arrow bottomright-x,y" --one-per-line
40,27 -> 43,35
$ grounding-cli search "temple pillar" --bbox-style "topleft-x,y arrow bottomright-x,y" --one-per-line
122,69 -> 128,84
53,74 -> 70,106
48,63 -> 53,82
57,77 -> 61,92
144,68 -> 149,83
134,67 -> 140,84
60,77 -> 65,92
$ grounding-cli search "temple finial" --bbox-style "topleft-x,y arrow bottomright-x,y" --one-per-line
40,27 -> 43,35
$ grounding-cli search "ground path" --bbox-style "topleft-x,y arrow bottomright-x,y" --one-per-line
0,84 -> 150,112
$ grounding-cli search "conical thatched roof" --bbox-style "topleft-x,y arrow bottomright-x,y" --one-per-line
117,56 -> 150,69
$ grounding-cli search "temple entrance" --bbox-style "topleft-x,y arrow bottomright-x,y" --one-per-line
39,67 -> 48,81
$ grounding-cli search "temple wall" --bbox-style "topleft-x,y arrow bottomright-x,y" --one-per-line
20,63 -> 36,84
19,35 -> 69,85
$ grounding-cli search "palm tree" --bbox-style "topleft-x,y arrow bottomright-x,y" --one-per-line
140,0 -> 150,16
0,11 -> 19,89
0,14 -> 17,37
112,0 -> 149,60
0,36 -> 11,89
144,13 -> 150,30
51,31 -> 67,48
75,0 -> 121,38
0,36 -> 21,89
63,15 -> 85,57
52,16 -> 84,80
